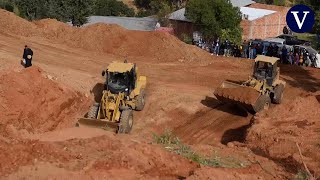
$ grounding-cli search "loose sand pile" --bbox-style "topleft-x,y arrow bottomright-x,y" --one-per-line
0,66 -> 90,136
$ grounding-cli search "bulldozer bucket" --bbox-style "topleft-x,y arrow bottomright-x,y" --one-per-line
77,118 -> 119,131
214,81 -> 261,113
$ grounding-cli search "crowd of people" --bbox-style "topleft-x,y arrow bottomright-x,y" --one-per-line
207,38 -> 319,68
193,25 -> 319,68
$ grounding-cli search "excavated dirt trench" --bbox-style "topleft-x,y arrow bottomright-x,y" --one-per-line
171,104 -> 253,145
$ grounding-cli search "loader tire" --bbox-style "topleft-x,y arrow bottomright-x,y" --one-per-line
135,89 -> 146,111
273,84 -> 284,104
87,103 -> 99,119
118,110 -> 133,134
253,95 -> 271,113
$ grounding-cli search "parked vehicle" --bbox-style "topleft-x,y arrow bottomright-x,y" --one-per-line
264,38 -> 286,45
264,38 -> 293,52
276,34 -> 311,46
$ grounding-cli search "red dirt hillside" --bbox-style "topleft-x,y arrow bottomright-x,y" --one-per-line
0,9 -> 212,63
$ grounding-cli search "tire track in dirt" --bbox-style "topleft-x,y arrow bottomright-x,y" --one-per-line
173,104 -> 253,145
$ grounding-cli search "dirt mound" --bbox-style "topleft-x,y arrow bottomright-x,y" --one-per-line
33,19 -> 74,39
247,95 -> 320,175
0,9 -> 39,37
0,9 -> 212,63
2,132 -> 274,179
39,22 -> 212,62
0,66 -> 90,135
0,133 -> 198,178
0,139 -> 74,177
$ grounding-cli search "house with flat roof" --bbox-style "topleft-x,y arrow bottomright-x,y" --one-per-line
168,2 -> 289,40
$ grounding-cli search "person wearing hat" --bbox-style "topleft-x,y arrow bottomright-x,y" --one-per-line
21,45 -> 33,68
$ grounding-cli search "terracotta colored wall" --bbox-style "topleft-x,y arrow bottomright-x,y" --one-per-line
241,20 -> 250,40
241,4 -> 290,40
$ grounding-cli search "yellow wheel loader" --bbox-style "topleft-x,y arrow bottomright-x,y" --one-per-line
77,61 -> 147,133
214,55 -> 286,114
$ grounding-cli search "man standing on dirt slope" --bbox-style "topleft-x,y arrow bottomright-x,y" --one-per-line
21,45 -> 33,68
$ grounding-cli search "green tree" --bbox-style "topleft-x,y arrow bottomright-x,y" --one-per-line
136,9 -> 153,17
149,0 -> 164,14
66,0 -> 93,26
147,0 -> 172,25
0,0 -> 14,12
43,0 -> 70,22
273,0 -> 285,6
15,0 -> 46,20
134,0 -> 151,9
254,0 -> 286,6
135,0 -> 185,9
134,0 -> 180,17
186,0 -> 242,44
94,0 -> 135,17
15,0 -> 93,26
156,1 -> 172,26
315,12 -> 320,33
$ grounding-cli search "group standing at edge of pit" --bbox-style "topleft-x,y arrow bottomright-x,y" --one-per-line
209,38 -> 316,67
203,26 -> 318,68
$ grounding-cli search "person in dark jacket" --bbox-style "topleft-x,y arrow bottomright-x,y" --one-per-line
281,46 -> 288,64
283,26 -> 289,34
224,39 -> 229,56
273,44 -> 279,57
256,43 -> 263,55
214,37 -> 220,56
288,51 -> 294,65
21,45 -> 33,68
242,40 -> 248,58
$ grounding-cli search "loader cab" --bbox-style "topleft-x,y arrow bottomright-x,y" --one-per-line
253,56 -> 279,86
107,72 -> 129,94
103,62 -> 136,95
